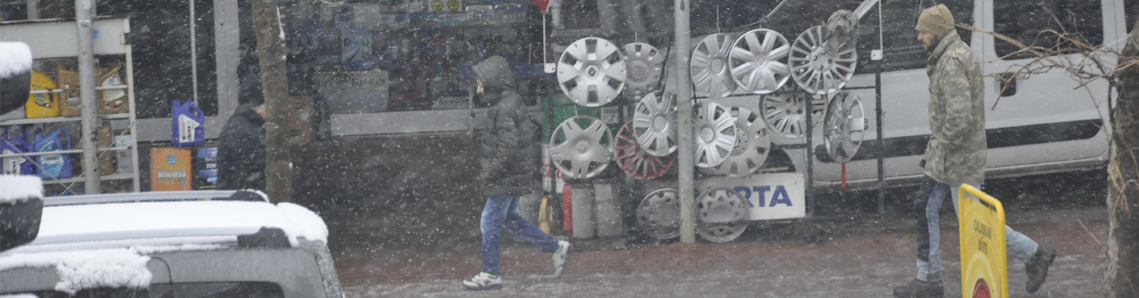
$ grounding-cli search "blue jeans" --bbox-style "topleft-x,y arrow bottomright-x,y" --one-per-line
913,176 -> 1039,281
481,196 -> 559,276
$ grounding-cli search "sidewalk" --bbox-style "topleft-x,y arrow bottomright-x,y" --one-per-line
335,207 -> 1108,297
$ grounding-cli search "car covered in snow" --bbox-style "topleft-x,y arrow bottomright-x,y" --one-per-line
0,181 -> 343,298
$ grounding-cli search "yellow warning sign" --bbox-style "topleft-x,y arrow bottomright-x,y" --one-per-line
958,184 -> 1008,298
431,0 -> 444,11
447,0 -> 461,11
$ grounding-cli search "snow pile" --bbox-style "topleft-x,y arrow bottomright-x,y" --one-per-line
0,42 -> 32,78
0,175 -> 43,204
0,294 -> 39,298
276,202 -> 329,245
0,249 -> 151,295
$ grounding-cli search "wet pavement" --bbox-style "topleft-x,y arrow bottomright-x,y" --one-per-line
331,206 -> 1108,297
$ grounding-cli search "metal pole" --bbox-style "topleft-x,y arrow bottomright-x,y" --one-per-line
674,0 -> 695,244
875,0 -> 885,214
190,0 -> 199,105
805,94 -> 814,218
76,0 -> 100,194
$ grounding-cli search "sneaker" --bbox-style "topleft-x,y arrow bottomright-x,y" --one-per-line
892,278 -> 944,298
552,240 -> 571,278
1025,245 -> 1057,294
462,272 -> 502,290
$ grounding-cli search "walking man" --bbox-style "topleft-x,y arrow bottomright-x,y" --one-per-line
892,4 -> 1056,297
462,55 -> 571,290
217,99 -> 266,191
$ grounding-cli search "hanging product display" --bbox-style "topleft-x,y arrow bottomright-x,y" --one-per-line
760,84 -> 827,139
25,70 -> 59,118
705,104 -> 771,177
728,28 -> 791,95
171,100 -> 205,147
635,188 -> 681,240
556,37 -> 627,107
789,25 -> 857,95
34,128 -> 72,180
695,187 -> 748,243
621,42 -> 663,99
632,92 -> 677,157
1,136 -> 34,175
693,102 -> 736,168
549,115 -> 615,180
615,121 -> 674,180
690,33 -> 737,98
823,91 -> 866,163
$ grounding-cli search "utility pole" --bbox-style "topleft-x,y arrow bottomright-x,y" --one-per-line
250,0 -> 292,203
674,0 -> 695,244
75,0 -> 100,194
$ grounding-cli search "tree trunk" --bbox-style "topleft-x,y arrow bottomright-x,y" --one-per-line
1106,21 -> 1139,298
249,0 -> 292,203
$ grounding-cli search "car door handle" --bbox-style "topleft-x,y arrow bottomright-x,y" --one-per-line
998,72 -> 1017,96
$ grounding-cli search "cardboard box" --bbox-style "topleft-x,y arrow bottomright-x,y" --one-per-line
151,148 -> 191,191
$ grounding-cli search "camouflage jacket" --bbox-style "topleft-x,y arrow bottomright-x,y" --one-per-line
923,30 -> 987,187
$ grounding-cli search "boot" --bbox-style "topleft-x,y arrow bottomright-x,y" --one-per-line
1025,245 -> 1056,294
893,278 -> 944,297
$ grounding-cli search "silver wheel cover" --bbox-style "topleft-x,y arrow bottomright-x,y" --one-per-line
729,28 -> 791,95
761,86 -> 827,139
823,91 -> 866,163
557,37 -> 627,107
549,116 -> 615,179
709,105 -> 771,177
636,188 -> 681,240
622,43 -> 664,99
696,187 -> 748,243
633,92 -> 678,157
690,34 -> 737,98
694,102 -> 737,168
789,25 -> 857,95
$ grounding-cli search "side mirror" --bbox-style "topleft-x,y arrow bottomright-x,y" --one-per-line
1,176 -> 44,252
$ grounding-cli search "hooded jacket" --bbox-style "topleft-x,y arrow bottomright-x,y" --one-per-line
473,56 -> 540,197
217,103 -> 266,190
923,30 -> 986,187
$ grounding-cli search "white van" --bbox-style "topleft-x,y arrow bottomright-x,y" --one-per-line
753,0 -> 1128,191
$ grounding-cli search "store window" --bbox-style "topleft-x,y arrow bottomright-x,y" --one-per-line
0,0 -> 219,118
993,0 -> 1102,59
854,0 -> 974,73
1127,0 -> 1138,33
280,0 -> 539,114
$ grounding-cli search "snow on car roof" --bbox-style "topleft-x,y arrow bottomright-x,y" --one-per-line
0,197 -> 329,294
0,175 -> 43,204
0,248 -> 151,295
14,199 -> 328,249
0,42 -> 32,77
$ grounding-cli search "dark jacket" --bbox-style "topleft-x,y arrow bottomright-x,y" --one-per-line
474,56 -> 539,197
217,103 -> 266,190
923,30 -> 986,187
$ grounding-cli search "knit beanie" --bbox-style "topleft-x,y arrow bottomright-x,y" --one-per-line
915,4 -> 954,37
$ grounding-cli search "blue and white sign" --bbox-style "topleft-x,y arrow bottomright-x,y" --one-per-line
698,172 -> 806,221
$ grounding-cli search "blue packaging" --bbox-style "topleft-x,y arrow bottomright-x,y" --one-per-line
1,136 -> 34,175
172,100 -> 205,147
34,128 -> 72,180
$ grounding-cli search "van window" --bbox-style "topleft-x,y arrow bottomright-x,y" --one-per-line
1127,0 -> 1139,33
993,0 -> 1102,60
855,0 -> 974,74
